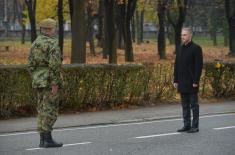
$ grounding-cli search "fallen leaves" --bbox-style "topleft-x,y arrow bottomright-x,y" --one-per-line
0,41 -> 234,65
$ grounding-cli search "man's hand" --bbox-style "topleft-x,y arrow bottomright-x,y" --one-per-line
173,82 -> 178,88
51,85 -> 58,95
193,83 -> 198,88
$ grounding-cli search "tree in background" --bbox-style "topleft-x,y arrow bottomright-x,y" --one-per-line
87,0 -> 96,56
135,10 -> 140,44
167,0 -> 188,54
116,1 -> 125,49
166,20 -> 175,45
208,0 -> 225,46
123,0 -> 138,62
58,0 -> 64,55
136,0 -> 145,44
225,0 -> 235,56
8,0 -> 234,64
140,9 -> 144,43
131,12 -> 136,43
97,0 -> 104,48
25,0 -> 37,43
157,0 -> 167,59
137,0 -> 167,59
223,17 -> 229,46
36,0 -> 57,21
21,9 -> 27,44
71,0 -> 86,63
68,0 -> 73,24
104,0 -> 117,63
15,0 -> 27,44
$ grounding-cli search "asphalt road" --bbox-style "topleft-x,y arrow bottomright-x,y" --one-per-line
0,113 -> 235,155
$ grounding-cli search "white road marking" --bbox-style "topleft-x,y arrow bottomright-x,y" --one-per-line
0,119 -> 182,137
200,113 -> 234,119
0,113 -> 234,137
133,132 -> 181,139
0,131 -> 37,137
26,142 -> 92,151
213,126 -> 235,130
63,142 -> 92,147
26,148 -> 42,151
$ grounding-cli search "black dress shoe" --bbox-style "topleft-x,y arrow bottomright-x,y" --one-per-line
187,128 -> 199,133
177,127 -> 191,132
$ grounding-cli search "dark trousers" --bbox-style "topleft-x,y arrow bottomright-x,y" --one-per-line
180,93 -> 199,128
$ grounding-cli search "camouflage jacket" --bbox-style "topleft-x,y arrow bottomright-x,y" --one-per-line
28,34 -> 63,88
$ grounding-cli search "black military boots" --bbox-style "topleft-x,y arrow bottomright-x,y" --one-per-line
39,132 -> 63,148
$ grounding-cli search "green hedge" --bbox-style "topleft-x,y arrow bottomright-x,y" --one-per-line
0,62 -> 234,119
202,61 -> 235,97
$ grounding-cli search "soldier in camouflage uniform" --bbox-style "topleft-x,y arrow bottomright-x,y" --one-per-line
28,18 -> 63,148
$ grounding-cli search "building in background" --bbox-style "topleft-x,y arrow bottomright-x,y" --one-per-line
0,0 -> 22,32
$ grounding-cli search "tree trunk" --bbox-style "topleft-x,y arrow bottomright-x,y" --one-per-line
87,2 -> 96,55
21,24 -> 25,44
131,16 -> 135,42
140,9 -> 144,43
116,4 -> 125,49
212,30 -> 217,46
124,18 -> 134,61
97,0 -> 104,48
21,3 -> 27,44
25,0 -> 37,43
175,25 -> 182,54
166,22 -> 174,45
103,2 -> 109,59
223,19 -> 228,46
58,0 -> 64,55
123,0 -> 137,62
225,0 -> 235,56
88,32 -> 96,56
210,8 -> 218,46
68,0 -> 73,25
157,1 -> 166,59
228,19 -> 235,56
117,30 -> 124,49
136,10 -> 141,44
71,0 -> 86,63
104,0 -> 117,63
167,0 -> 188,54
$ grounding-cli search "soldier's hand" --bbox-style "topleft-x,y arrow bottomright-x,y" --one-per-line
173,82 -> 178,88
193,83 -> 198,88
52,85 -> 58,95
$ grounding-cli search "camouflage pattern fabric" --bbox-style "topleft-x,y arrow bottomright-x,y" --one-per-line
37,88 -> 60,132
28,34 -> 62,88
28,34 -> 62,132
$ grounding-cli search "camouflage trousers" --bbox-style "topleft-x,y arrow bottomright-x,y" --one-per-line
36,87 -> 60,132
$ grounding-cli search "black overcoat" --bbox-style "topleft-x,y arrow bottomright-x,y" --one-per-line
174,41 -> 203,93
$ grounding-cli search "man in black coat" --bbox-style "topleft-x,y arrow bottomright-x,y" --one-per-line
173,28 -> 203,133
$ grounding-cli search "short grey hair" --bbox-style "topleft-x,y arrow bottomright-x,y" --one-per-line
182,27 -> 193,35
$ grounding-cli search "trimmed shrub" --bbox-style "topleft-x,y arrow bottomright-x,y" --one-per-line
0,62 -> 234,119
202,61 -> 235,97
